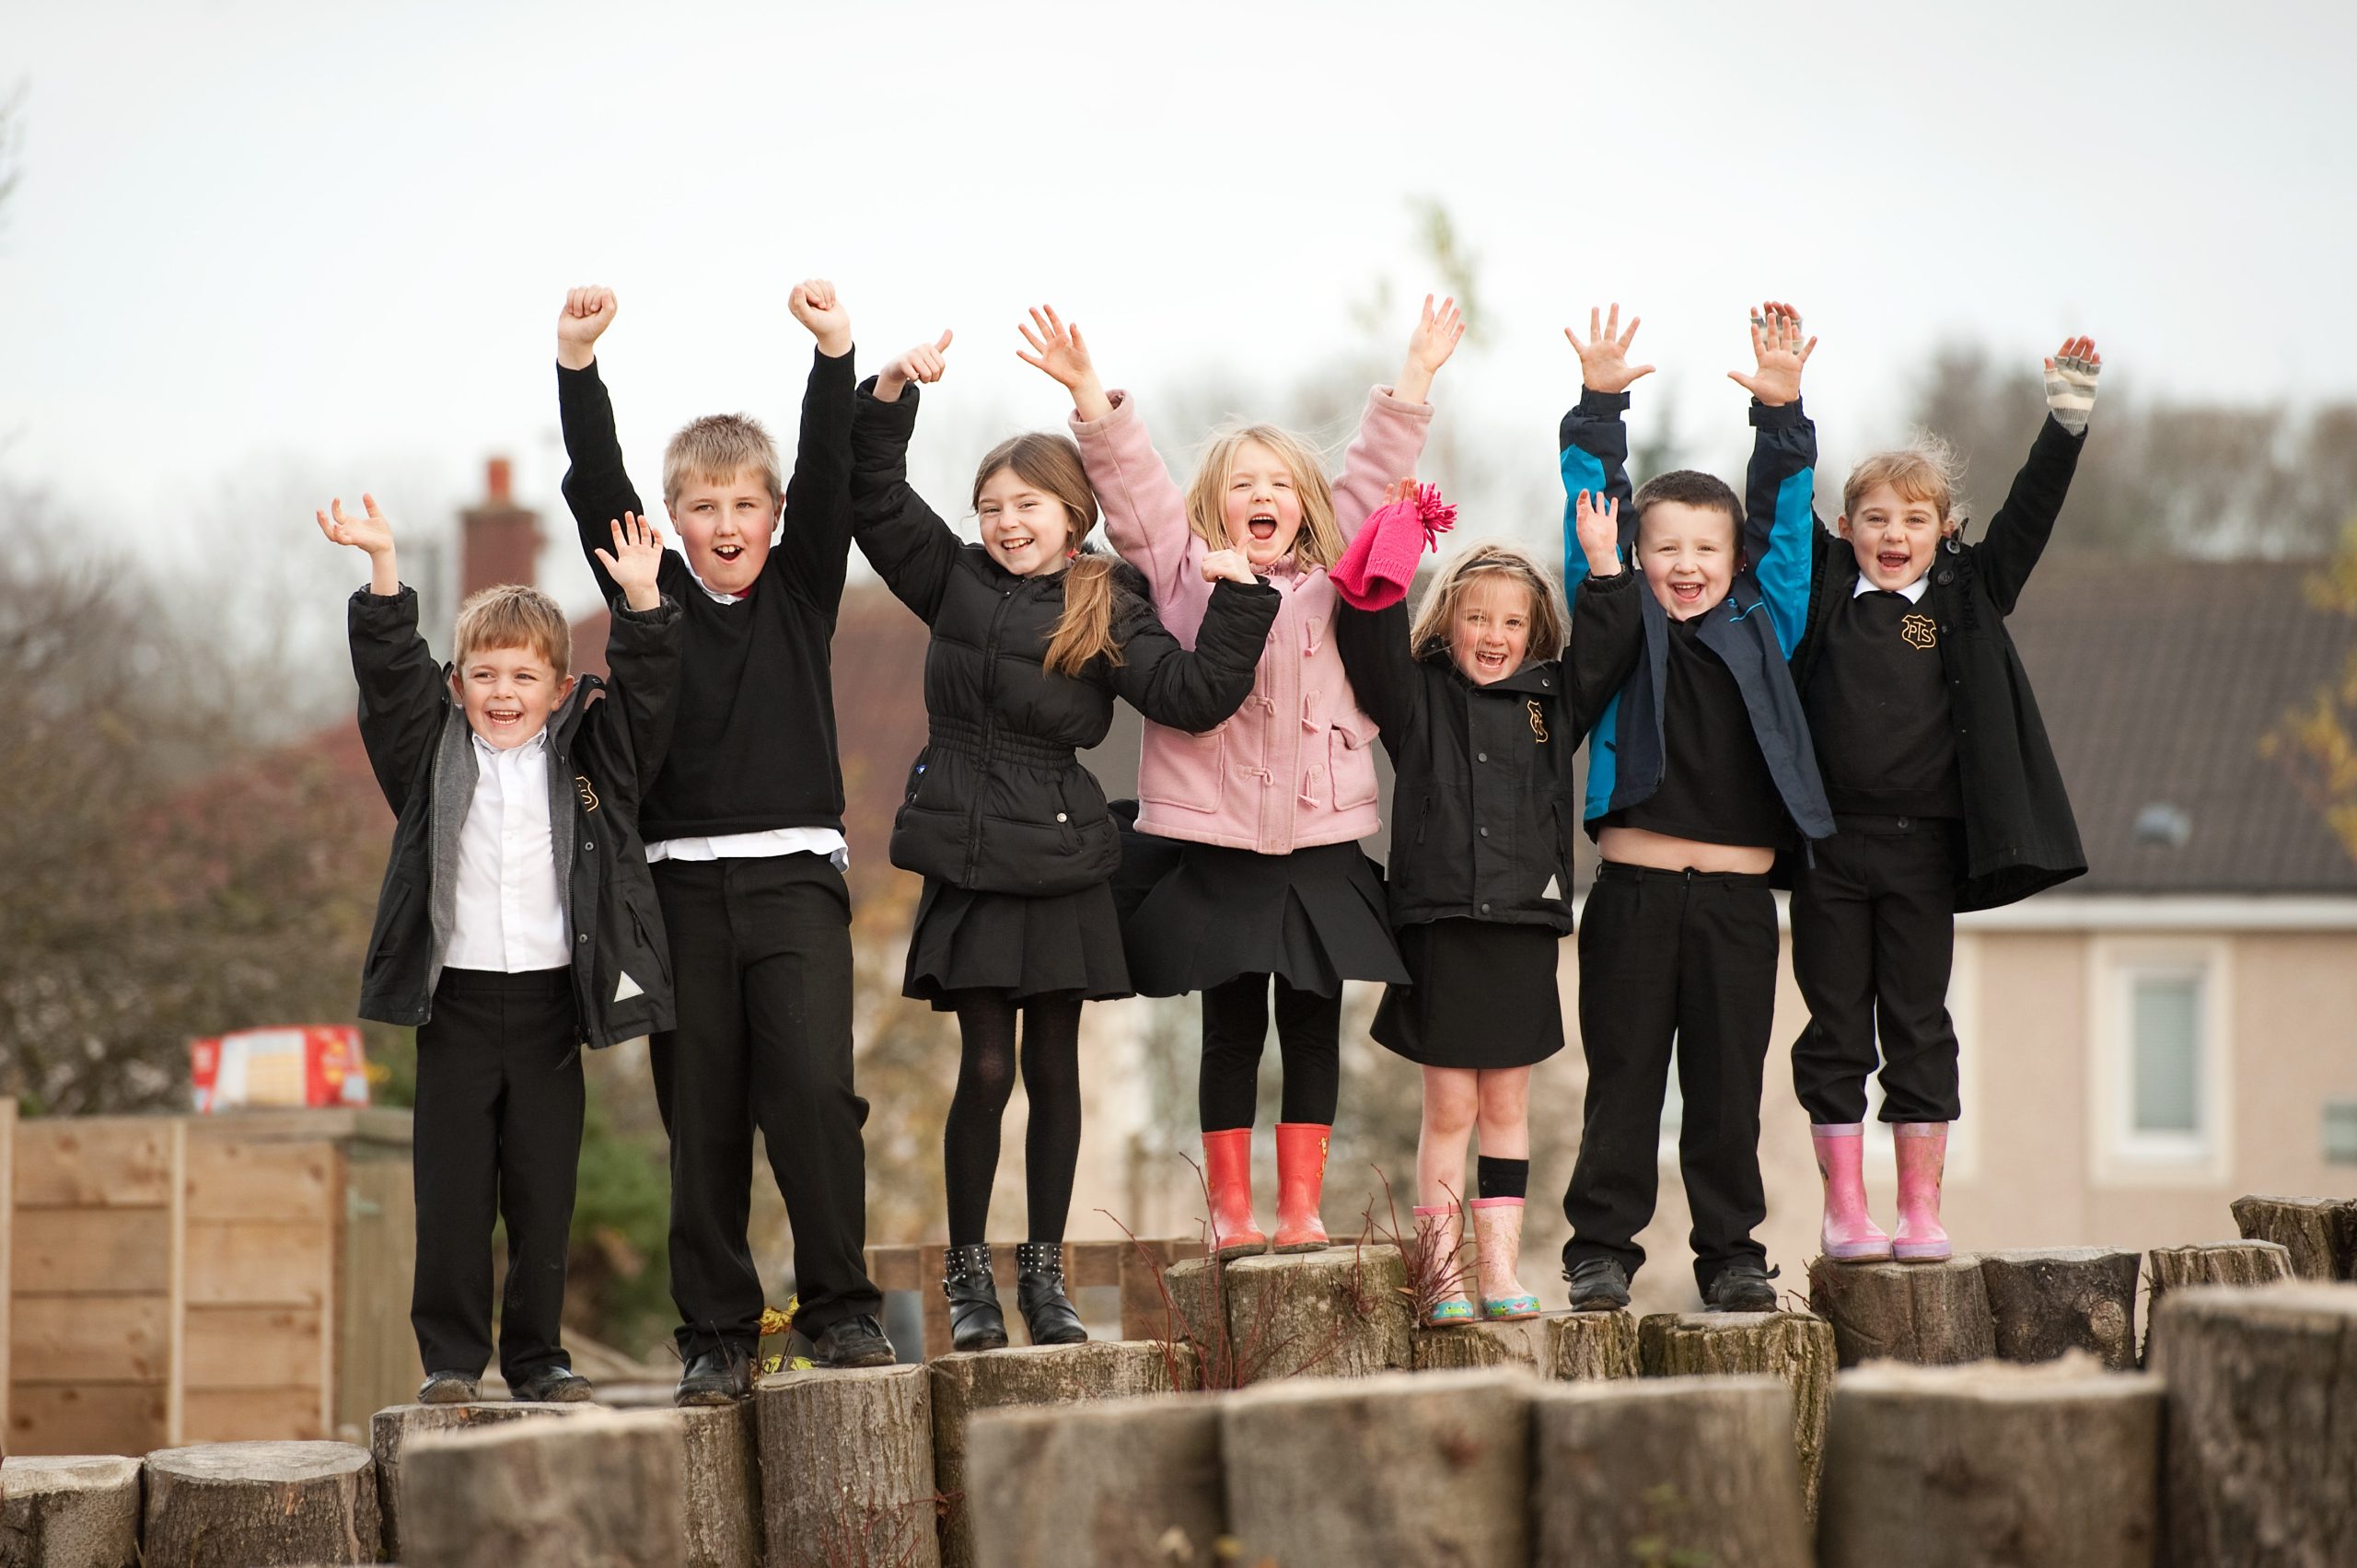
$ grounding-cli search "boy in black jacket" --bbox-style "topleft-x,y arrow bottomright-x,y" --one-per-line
324,494 -> 680,1404
1758,332 -> 2099,1265
552,280 -> 893,1398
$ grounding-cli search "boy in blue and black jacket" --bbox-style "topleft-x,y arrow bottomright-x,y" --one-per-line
1553,305 -> 1834,1313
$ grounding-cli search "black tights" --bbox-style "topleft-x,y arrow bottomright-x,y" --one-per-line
943,990 -> 1084,1249
1198,972 -> 1341,1132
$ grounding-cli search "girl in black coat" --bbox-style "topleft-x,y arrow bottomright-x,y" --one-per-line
853,331 -> 1279,1350
1334,483 -> 1641,1324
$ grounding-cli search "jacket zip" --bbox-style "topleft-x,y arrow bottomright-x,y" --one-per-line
965,583 -> 1018,884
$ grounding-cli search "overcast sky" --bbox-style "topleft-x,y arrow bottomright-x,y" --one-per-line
6,0 -> 2353,619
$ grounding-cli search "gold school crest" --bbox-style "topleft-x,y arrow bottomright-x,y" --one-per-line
1527,701 -> 1550,741
1900,614 -> 1937,650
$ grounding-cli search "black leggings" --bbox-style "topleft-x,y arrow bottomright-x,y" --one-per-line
943,991 -> 1084,1248
1198,972 -> 1341,1132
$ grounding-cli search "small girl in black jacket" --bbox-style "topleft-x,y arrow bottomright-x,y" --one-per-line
853,331 -> 1279,1350
1334,482 -> 1640,1323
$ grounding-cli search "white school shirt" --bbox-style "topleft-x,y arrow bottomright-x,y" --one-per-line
446,730 -> 573,972
1855,574 -> 1931,602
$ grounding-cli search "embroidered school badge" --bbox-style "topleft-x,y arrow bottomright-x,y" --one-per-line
1527,700 -> 1550,741
1900,614 -> 1937,650
575,775 -> 600,812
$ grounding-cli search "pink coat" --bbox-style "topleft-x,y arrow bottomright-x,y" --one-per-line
1071,387 -> 1434,855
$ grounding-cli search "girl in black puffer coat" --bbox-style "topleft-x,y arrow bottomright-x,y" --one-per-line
853,332 -> 1278,1351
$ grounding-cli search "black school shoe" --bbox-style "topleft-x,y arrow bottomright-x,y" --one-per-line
418,1371 -> 480,1404
808,1314 -> 898,1368
675,1345 -> 753,1406
1702,1260 -> 1782,1313
511,1365 -> 596,1403
1015,1242 -> 1087,1346
1563,1258 -> 1631,1312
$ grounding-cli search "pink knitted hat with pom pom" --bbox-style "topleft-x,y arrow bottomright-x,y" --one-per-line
1329,483 -> 1457,611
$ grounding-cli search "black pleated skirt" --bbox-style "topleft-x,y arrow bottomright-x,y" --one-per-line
1112,811 -> 1407,999
902,878 -> 1132,1008
1371,917 -> 1565,1068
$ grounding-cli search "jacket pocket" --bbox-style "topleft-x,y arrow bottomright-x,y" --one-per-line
1329,711 -> 1380,811
902,746 -> 933,806
369,878 -> 415,962
1138,720 -> 1227,813
625,895 -> 672,989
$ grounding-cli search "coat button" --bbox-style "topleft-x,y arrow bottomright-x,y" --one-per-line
1477,751 -> 1488,763
1937,569 -> 1955,585
1480,901 -> 1492,914
1479,827 -> 1490,838
584,841 -> 595,852
1056,812 -> 1068,822
578,933 -> 590,945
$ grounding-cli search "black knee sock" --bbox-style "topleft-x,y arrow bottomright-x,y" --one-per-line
944,992 -> 1020,1248
1476,1156 -> 1528,1201
1199,973 -> 1271,1132
1272,977 -> 1342,1125
1018,997 -> 1084,1243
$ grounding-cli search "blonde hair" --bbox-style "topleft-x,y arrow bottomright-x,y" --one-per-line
1409,540 -> 1569,667
970,434 -> 1120,679
1184,425 -> 1344,571
1843,432 -> 1967,524
453,583 -> 571,672
663,413 -> 784,508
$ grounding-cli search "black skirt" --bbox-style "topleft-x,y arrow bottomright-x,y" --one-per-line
1115,817 -> 1407,999
902,878 -> 1132,1007
1372,918 -> 1564,1068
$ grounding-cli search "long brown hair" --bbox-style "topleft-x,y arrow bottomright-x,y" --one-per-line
971,433 -> 1121,678
1408,540 -> 1569,667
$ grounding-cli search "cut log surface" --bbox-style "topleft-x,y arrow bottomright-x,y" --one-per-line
400,1410 -> 683,1568
1978,1247 -> 2142,1369
930,1341 -> 1199,1568
2144,1242 -> 2293,1362
1531,1376 -> 1810,1568
966,1396 -> 1225,1568
0,1455 -> 143,1568
1807,1255 -> 1996,1367
1411,1309 -> 1640,1379
676,1401 -> 762,1568
1221,1368 -> 1531,1567
2229,1194 -> 2357,1282
1164,1245 -> 1411,1387
1816,1356 -> 2163,1568
368,1401 -> 592,1561
756,1363 -> 938,1568
141,1440 -> 380,1568
1639,1312 -> 1839,1522
2152,1283 -> 2357,1567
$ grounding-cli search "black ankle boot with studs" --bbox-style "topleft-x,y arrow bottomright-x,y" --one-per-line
1015,1241 -> 1087,1346
943,1243 -> 1007,1352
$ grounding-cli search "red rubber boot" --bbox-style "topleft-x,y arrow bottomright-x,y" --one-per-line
1202,1129 -> 1269,1260
1271,1122 -> 1332,1253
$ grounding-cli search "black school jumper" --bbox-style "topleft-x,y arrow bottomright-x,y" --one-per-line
559,347 -> 882,1356
1760,400 -> 2089,1124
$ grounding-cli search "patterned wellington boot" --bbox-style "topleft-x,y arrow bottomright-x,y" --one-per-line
1202,1128 -> 1269,1260
1811,1123 -> 1894,1262
1891,1122 -> 1954,1261
1271,1122 -> 1333,1253
1469,1197 -> 1541,1320
1413,1203 -> 1475,1326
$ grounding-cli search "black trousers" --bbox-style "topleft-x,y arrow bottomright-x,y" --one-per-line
1789,817 -> 1964,1126
1199,973 -> 1342,1132
1562,865 -> 1778,1293
650,854 -> 881,1355
412,967 -> 584,1383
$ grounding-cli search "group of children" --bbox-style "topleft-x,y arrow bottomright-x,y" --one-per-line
322,280 -> 2098,1401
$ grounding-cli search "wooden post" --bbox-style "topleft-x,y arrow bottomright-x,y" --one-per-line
1163,1245 -> 1411,1387
1806,1256 -> 1996,1367
0,1095 -> 13,1440
2143,1242 -> 2293,1362
1639,1312 -> 1839,1523
370,1401 -> 594,1562
0,1453 -> 144,1568
1411,1310 -> 1641,1380
755,1363 -> 938,1568
400,1411 -> 682,1568
142,1439 -> 381,1567
2228,1193 -> 2357,1282
1531,1376 -> 1810,1568
965,1396 -> 1225,1568
2151,1283 -> 2357,1566
676,1402 -> 762,1568
1977,1248 -> 2142,1370
1816,1358 -> 2163,1568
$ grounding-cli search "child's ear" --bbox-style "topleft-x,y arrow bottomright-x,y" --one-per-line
1834,514 -> 1854,540
556,674 -> 577,706
1940,516 -> 1961,538
448,668 -> 465,702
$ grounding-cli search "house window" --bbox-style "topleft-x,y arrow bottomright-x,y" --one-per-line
2130,973 -> 2203,1135
2089,938 -> 2232,1185
2326,1102 -> 2357,1166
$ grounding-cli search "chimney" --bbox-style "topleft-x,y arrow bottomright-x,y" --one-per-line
459,456 -> 541,598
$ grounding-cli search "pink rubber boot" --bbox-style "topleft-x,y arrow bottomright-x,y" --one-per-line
1892,1122 -> 1953,1261
1811,1123 -> 1893,1263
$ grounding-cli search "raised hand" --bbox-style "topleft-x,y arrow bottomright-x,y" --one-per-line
1573,489 -> 1623,575
1727,301 -> 1816,406
556,286 -> 618,370
1201,547 -> 1257,586
1564,304 -> 1656,395
594,513 -> 668,611
874,330 -> 954,404
1016,305 -> 1111,420
316,494 -> 399,596
789,279 -> 853,357
1397,294 -> 1466,404
2043,336 -> 2101,436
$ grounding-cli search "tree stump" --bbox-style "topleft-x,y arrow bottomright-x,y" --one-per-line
1530,1376 -> 1810,1568
1807,1256 -> 1995,1367
929,1341 -> 1199,1568
141,1441 -> 380,1568
1978,1248 -> 2142,1369
677,1402 -> 762,1568
2150,1283 -> 2357,1566
370,1401 -> 593,1560
1639,1312 -> 1838,1522
1164,1245 -> 1411,1386
755,1363 -> 938,1568
2229,1194 -> 2357,1282
1411,1310 -> 1640,1379
1816,1356 -> 2162,1568
965,1395 -> 1225,1568
2144,1242 -> 2293,1362
400,1411 -> 681,1568
1220,1368 -> 1531,1566
0,1455 -> 143,1568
